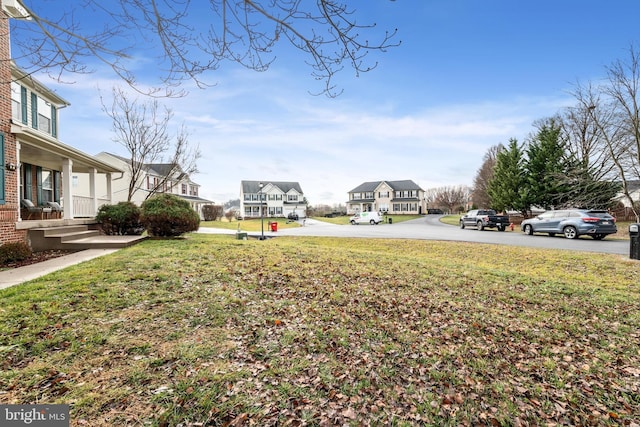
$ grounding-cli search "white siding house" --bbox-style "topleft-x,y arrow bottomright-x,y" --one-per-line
76,152 -> 212,218
240,180 -> 307,219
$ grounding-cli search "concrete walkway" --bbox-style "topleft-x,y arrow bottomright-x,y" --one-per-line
0,249 -> 118,290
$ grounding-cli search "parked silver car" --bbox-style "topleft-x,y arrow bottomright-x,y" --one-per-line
521,209 -> 617,240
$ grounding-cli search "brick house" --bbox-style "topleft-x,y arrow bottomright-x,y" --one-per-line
0,2 -> 121,246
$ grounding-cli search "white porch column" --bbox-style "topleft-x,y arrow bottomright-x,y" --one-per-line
62,158 -> 74,219
16,142 -> 22,221
105,172 -> 113,204
89,167 -> 97,215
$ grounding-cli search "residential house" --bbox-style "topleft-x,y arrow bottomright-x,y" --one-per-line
613,180 -> 640,220
79,152 -> 212,218
347,180 -> 426,215
240,180 -> 307,219
616,181 -> 640,205
1,2 -> 121,245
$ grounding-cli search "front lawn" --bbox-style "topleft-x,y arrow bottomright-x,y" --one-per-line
200,218 -> 301,232
1,234 -> 639,425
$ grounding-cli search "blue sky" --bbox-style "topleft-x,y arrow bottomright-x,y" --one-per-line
17,1 -> 640,206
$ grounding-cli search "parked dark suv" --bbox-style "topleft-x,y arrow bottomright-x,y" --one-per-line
521,209 -> 617,240
287,212 -> 299,221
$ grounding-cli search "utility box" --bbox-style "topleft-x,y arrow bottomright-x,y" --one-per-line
630,224 -> 640,260
235,232 -> 248,240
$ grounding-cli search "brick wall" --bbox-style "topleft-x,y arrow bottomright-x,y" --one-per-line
0,13 -> 27,245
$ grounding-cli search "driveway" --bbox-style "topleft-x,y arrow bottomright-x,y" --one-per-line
198,216 -> 631,256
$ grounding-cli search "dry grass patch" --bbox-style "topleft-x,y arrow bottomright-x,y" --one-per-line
1,235 -> 639,426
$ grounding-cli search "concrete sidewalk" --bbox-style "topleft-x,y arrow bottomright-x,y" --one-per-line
0,249 -> 118,290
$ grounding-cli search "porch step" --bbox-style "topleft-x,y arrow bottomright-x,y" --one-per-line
38,225 -> 92,236
28,225 -> 147,251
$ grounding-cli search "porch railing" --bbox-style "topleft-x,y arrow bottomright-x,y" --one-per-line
72,196 -> 110,218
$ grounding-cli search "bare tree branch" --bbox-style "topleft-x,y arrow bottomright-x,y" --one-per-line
11,1 -> 400,97
472,144 -> 503,208
426,185 -> 470,214
567,46 -> 640,221
100,87 -> 200,201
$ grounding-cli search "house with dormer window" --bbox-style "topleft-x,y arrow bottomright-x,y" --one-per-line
347,180 -> 426,215
240,180 -> 307,219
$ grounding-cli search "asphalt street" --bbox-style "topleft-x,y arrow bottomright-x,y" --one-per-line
198,215 -> 632,257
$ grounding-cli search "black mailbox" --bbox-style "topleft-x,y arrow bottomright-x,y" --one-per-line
630,224 -> 640,260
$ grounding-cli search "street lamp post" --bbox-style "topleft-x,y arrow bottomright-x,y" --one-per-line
258,182 -> 265,240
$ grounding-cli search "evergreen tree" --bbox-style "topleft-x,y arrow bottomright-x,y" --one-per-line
525,120 -> 569,209
487,139 -> 528,215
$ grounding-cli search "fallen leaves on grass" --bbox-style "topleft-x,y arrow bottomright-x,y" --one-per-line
0,235 -> 639,426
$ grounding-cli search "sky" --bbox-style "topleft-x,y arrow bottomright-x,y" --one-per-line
15,1 -> 640,206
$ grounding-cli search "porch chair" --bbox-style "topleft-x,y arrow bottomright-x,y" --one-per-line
20,199 -> 44,220
46,201 -> 63,219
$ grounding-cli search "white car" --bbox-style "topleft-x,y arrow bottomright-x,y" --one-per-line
349,211 -> 382,225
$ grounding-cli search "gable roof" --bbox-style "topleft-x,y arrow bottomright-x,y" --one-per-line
349,181 -> 380,193
98,152 -> 192,182
12,62 -> 69,107
241,180 -> 304,194
349,180 -> 423,193
147,163 -> 182,178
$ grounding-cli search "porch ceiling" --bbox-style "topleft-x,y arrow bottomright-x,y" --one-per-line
15,125 -> 123,174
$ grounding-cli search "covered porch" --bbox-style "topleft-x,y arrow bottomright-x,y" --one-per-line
14,124 -> 122,222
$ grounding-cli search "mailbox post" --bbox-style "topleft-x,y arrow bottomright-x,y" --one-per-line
630,224 -> 640,260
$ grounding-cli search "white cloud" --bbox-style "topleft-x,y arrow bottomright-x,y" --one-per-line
44,62 -> 574,207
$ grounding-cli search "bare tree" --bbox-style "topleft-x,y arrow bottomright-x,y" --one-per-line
603,46 -> 640,219
423,188 -> 438,212
102,87 -> 200,201
224,208 -> 238,222
428,186 -> 470,214
472,144 -> 503,208
202,205 -> 224,221
568,45 -> 640,221
560,102 -> 617,182
10,1 -> 400,97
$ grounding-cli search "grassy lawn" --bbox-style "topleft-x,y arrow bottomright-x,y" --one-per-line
200,218 -> 301,232
440,214 -> 461,226
1,234 -> 639,426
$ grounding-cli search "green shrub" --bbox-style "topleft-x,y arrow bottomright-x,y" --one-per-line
96,202 -> 144,235
141,194 -> 200,237
0,241 -> 32,265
